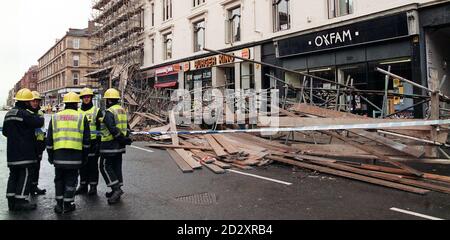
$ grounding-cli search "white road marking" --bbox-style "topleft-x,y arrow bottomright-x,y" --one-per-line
390,207 -> 444,220
227,170 -> 293,186
130,145 -> 155,153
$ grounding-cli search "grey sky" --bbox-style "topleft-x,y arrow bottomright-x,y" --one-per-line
0,0 -> 92,106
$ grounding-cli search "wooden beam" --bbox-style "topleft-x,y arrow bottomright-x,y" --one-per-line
204,135 -> 228,157
324,131 -> 424,177
166,150 -> 193,173
258,116 -> 412,127
267,155 -> 429,195
174,149 -> 202,169
212,135 -> 240,154
202,162 -> 226,174
349,130 -> 425,158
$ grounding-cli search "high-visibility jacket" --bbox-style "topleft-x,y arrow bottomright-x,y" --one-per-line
52,109 -> 85,151
101,104 -> 128,142
79,106 -> 100,140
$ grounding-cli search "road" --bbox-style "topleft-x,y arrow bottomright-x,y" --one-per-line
1,111 -> 450,220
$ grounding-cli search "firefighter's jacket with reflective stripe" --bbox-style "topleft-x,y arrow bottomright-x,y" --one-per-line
79,105 -> 102,155
100,104 -> 129,156
35,110 -> 46,156
2,105 -> 44,168
46,109 -> 90,169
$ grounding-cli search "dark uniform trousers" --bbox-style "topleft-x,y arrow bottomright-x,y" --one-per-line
79,153 -> 100,186
55,169 -> 79,203
7,167 -> 32,200
30,156 -> 43,188
100,155 -> 123,188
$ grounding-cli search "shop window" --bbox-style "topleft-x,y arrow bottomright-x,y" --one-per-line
241,63 -> 255,90
163,32 -> 173,60
328,0 -> 353,18
185,69 -> 212,91
193,20 -> 206,52
273,0 -> 290,32
226,7 -> 241,44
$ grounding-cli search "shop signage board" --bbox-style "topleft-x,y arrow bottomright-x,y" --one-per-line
187,48 -> 253,71
277,12 -> 410,58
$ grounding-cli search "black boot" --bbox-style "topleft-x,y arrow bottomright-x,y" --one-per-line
105,191 -> 113,198
14,199 -> 37,211
54,200 -> 63,214
31,186 -> 47,196
75,184 -> 88,195
107,188 -> 124,205
63,202 -> 76,213
7,198 -> 15,211
88,185 -> 97,196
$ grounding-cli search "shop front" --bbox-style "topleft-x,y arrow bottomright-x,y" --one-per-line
154,64 -> 181,94
269,10 -> 422,117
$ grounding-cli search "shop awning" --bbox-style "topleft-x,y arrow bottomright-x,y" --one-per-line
154,81 -> 177,89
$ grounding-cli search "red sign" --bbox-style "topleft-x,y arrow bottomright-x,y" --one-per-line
241,48 -> 250,59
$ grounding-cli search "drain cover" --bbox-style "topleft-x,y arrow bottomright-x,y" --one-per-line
175,192 -> 217,205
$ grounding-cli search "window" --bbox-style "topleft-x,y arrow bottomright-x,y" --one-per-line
273,0 -> 290,32
151,2 -> 155,27
73,38 -> 80,49
151,38 -> 155,64
72,72 -> 79,86
241,63 -> 255,90
226,7 -> 241,44
328,0 -> 353,18
193,0 -> 205,7
193,20 -> 205,52
163,32 -> 173,60
73,54 -> 80,67
163,0 -> 172,21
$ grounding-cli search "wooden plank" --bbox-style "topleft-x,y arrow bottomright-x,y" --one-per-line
349,130 -> 425,158
267,155 -> 429,195
174,149 -> 202,169
202,162 -> 226,174
147,144 -> 213,151
204,135 -> 228,157
166,149 -> 193,173
304,158 -> 450,195
130,115 -> 142,129
213,160 -> 232,169
191,149 -> 215,164
169,111 -> 179,146
324,131 -> 424,177
212,135 -> 239,154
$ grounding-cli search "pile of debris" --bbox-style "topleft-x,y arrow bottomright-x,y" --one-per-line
138,103 -> 450,196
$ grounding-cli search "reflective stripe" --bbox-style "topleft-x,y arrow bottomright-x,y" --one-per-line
64,198 -> 75,202
5,117 -> 24,122
6,193 -> 15,197
100,148 -> 126,154
54,137 -> 83,143
107,180 -> 120,187
21,168 -> 29,198
55,196 -> 64,200
83,145 -> 90,148
102,158 -> 112,184
53,160 -> 83,165
53,128 -> 83,134
88,153 -> 97,157
8,160 -> 37,166
66,187 -> 76,192
15,195 -> 27,199
47,146 -> 53,150
89,182 -> 98,185
102,104 -> 128,142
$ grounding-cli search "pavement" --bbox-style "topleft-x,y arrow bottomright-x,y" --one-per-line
1,111 -> 450,220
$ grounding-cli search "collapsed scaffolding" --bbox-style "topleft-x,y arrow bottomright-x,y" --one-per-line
90,0 -> 153,115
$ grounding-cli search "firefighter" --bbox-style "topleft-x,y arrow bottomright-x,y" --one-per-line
99,88 -> 132,205
30,91 -> 47,195
76,88 -> 103,196
46,92 -> 90,214
2,88 -> 44,211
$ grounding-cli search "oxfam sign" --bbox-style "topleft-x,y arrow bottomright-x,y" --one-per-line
313,30 -> 356,47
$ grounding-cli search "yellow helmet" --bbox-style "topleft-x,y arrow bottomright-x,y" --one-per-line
32,91 -> 42,100
80,88 -> 94,97
103,88 -> 121,99
63,92 -> 80,103
14,88 -> 34,101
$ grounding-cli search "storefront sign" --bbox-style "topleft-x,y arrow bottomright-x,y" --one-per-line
183,62 -> 191,72
277,12 -> 410,58
156,64 -> 180,76
190,48 -> 253,70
